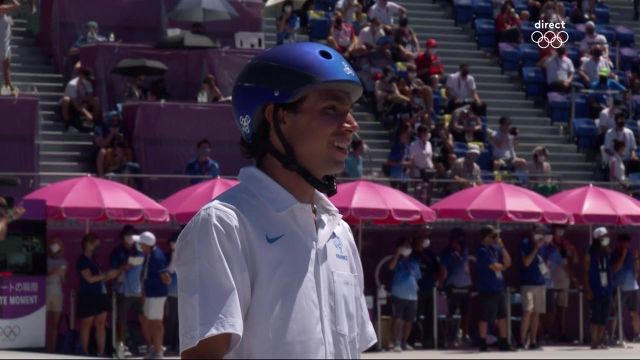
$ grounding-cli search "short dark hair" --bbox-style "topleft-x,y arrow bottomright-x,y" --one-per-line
81,232 -> 99,251
396,236 -> 411,248
614,111 -> 626,121
197,139 -> 211,148
417,125 -> 428,136
119,225 -> 138,239
499,116 -> 511,126
480,225 -> 497,240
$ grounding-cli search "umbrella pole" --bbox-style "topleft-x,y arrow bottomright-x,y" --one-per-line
589,224 -> 593,246
359,222 -> 363,253
85,219 -> 90,235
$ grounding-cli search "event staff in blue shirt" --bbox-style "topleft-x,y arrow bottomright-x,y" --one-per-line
476,225 -> 513,352
388,237 -> 422,352
611,233 -> 640,342
440,227 -> 474,346
584,227 -> 613,350
519,224 -> 552,350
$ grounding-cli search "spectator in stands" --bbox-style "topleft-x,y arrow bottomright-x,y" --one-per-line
610,234 -> 640,342
609,139 -> 628,186
354,15 -> 386,56
588,68 -> 626,119
451,144 -> 482,191
495,1 -> 522,44
388,237 -> 421,352
490,116 -> 527,171
541,225 -> 579,343
578,45 -> 614,88
110,225 -> 145,357
518,224 -> 550,350
148,78 -> 170,101
431,119 -> 455,169
46,236 -> 66,353
197,74 -> 226,103
368,0 -> 406,26
528,145 -> 552,182
76,232 -> 119,357
336,0 -> 359,26
186,139 -> 220,185
94,110 -> 123,177
409,125 -> 434,181
375,66 -> 408,113
386,122 -> 412,192
60,65 -> 101,131
476,225 -> 513,352
344,137 -> 366,178
352,3 -> 368,34
124,74 -> 147,102
541,46 -> 575,93
276,0 -> 299,45
440,228 -> 473,347
0,197 -> 24,241
450,104 -> 484,143
393,17 -> 419,56
0,0 -> 19,94
579,21 -> 608,58
327,11 -> 357,58
415,38 -> 444,89
164,233 -> 180,355
604,112 -> 637,164
104,136 -> 140,188
540,0 -> 565,24
135,231 -> 171,360
585,227 -> 613,350
412,233 -> 442,349
445,64 -> 486,115
70,20 -> 107,53
597,99 -> 624,145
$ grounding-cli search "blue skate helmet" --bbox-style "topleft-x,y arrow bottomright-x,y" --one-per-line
232,42 -> 363,196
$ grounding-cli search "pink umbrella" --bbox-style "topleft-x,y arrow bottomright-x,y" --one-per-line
161,178 -> 239,224
23,176 -> 169,230
330,180 -> 437,249
431,182 -> 572,224
549,184 -> 640,225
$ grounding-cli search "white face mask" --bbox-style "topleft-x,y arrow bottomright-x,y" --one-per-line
422,239 -> 431,249
284,5 -> 292,13
400,247 -> 412,257
533,234 -> 544,242
50,243 -> 61,254
601,237 -> 610,247
544,234 -> 553,244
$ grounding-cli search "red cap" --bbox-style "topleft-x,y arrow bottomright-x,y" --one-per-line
426,38 -> 437,48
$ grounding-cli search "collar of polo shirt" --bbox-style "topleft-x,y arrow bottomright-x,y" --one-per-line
239,166 -> 341,216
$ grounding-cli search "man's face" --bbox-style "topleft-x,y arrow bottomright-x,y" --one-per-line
501,121 -> 512,132
124,235 -> 134,249
141,244 -> 152,254
466,152 -> 479,163
198,145 -> 211,161
88,26 -> 98,37
275,89 -> 358,178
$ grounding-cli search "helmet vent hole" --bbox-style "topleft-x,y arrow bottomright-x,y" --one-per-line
319,50 -> 333,60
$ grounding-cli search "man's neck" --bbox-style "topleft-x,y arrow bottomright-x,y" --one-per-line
260,155 -> 316,204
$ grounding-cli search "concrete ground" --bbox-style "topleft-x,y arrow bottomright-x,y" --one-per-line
3,344 -> 640,359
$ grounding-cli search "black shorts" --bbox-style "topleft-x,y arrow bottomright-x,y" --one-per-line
478,292 -> 508,323
392,296 -> 418,322
615,290 -> 639,313
590,295 -> 611,326
77,293 -> 111,319
446,287 -> 471,317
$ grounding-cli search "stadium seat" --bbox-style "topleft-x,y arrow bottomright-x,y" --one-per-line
595,2 -> 610,24
474,18 -> 496,50
519,43 -> 539,68
566,44 -> 580,68
308,11 -> 331,41
499,42 -> 521,72
547,92 -> 570,124
627,120 -> 640,137
314,0 -> 336,12
621,48 -> 639,72
633,96 -> 640,120
454,142 -> 468,158
615,26 -> 635,47
454,0 -> 474,25
472,0 -> 493,19
596,25 -> 616,43
572,118 -> 598,151
522,66 -> 546,99
563,23 -> 580,44
519,21 -> 535,42
514,0 -> 528,12
574,93 -> 589,118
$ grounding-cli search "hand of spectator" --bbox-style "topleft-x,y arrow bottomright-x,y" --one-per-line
632,152 -> 639,161
83,110 -> 94,122
105,269 -> 120,281
121,262 -> 133,272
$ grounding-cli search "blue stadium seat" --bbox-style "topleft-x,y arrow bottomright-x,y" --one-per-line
621,48 -> 639,72
519,21 -> 535,42
596,25 -> 616,43
478,148 -> 492,171
574,93 -> 589,118
519,43 -> 539,68
563,23 -> 580,43
499,42 -> 521,72
634,96 -> 640,120
522,66 -> 545,99
595,2 -> 610,24
547,92 -> 569,124
472,0 -> 493,19
514,0 -> 528,12
572,118 -> 598,151
566,44 -> 580,68
433,90 -> 442,115
454,0 -> 474,25
627,120 -> 639,137
474,18 -> 496,50
314,0 -> 336,12
615,26 -> 635,47
308,11 -> 331,41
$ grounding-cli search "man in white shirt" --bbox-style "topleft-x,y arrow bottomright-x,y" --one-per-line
603,112 -> 638,163
354,15 -> 385,57
578,45 -> 614,87
445,64 -> 486,115
0,0 -> 19,93
176,42 -> 376,359
543,46 -> 575,93
409,125 -> 434,179
59,64 -> 101,131
579,21 -> 608,57
490,116 -> 527,171
367,0 -> 405,25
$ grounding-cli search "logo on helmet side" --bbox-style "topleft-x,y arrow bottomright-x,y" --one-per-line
239,115 -> 251,136
342,61 -> 355,76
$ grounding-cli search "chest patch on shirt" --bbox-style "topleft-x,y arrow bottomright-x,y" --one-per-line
333,236 -> 348,261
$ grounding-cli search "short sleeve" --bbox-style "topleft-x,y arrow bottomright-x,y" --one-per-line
176,203 -> 251,355
76,256 -> 90,273
64,81 -> 78,99
567,59 -> 575,73
468,76 -> 476,90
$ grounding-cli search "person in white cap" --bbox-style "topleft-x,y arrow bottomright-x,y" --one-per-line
134,231 -> 171,359
451,144 -> 482,191
584,226 -> 613,350
579,21 -> 609,58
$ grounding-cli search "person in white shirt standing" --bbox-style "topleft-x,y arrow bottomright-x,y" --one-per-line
445,64 -> 486,115
367,0 -> 406,26
408,125 -> 434,203
176,42 -> 377,359
0,0 -> 19,93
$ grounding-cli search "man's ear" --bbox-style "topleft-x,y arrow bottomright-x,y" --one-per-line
263,104 -> 287,126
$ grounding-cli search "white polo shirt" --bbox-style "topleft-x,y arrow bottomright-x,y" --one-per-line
445,71 -> 477,100
367,1 -> 403,25
408,139 -> 433,177
176,166 -> 377,359
544,55 -> 574,84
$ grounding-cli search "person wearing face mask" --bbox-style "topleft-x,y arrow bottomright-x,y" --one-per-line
476,225 -> 514,352
408,125 -> 435,185
164,233 -> 180,355
411,230 -> 443,349
603,112 -> 638,167
109,225 -> 146,357
579,21 -> 608,58
388,237 -> 422,352
276,0 -> 299,45
440,228 -> 474,347
542,46 -> 575,93
391,17 -> 419,60
578,45 -> 614,88
518,224 -> 552,350
327,11 -> 357,58
609,139 -> 628,188
355,16 -> 386,56
445,64 -> 486,115
584,227 -> 613,350
70,20 -> 107,54
610,233 -> 640,343
46,236 -> 67,353
451,144 -> 483,191
540,225 -> 578,343
528,146 -> 552,187
76,232 -> 120,356
367,0 -> 406,26
415,38 -> 445,89
185,138 -> 221,185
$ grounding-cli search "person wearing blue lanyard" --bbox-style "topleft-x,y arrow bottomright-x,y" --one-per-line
611,233 -> 640,342
476,225 -> 514,352
388,237 -> 421,352
584,227 -> 613,350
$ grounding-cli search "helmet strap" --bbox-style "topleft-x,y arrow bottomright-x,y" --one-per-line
266,106 -> 338,197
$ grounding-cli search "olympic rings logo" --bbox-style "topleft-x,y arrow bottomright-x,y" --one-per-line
531,31 -> 569,49
0,325 -> 21,341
